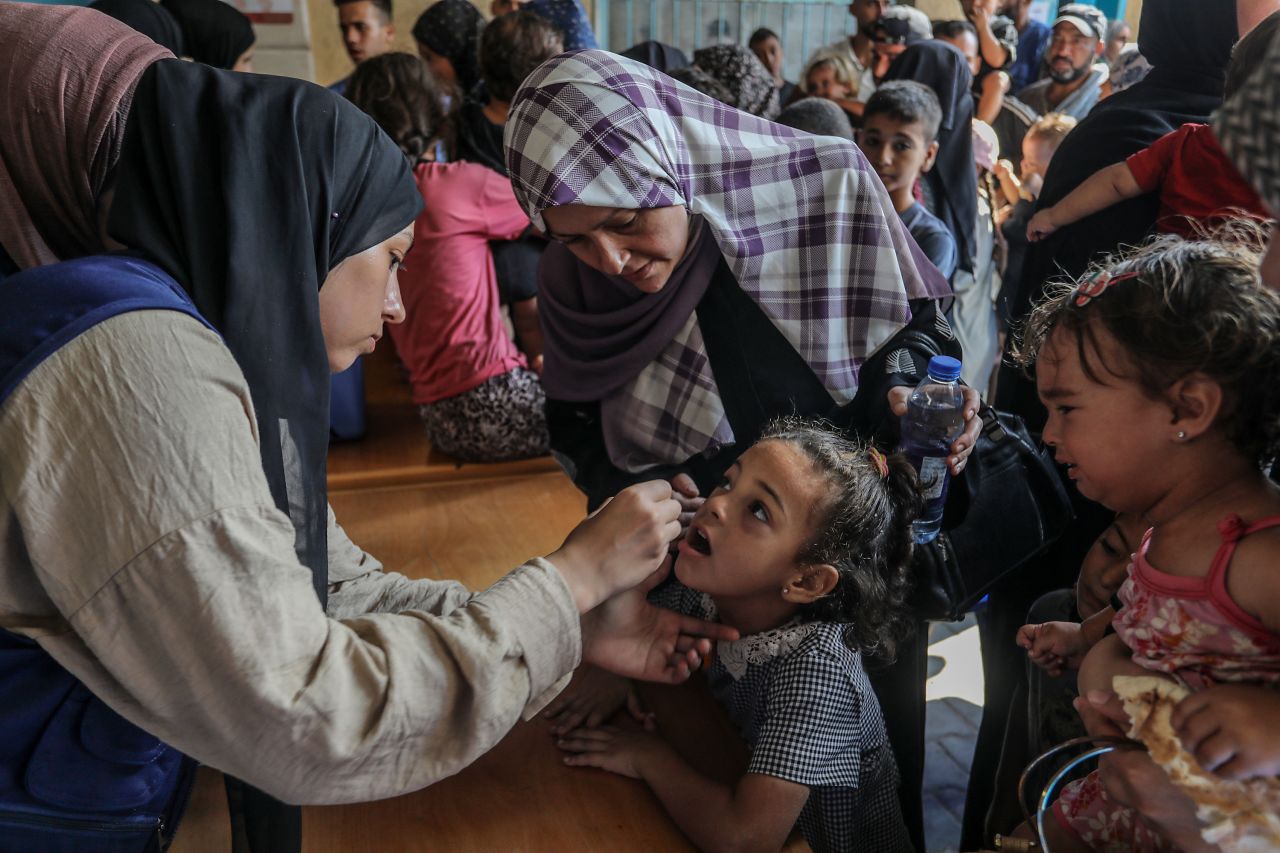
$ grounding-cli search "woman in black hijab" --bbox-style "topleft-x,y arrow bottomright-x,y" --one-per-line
161,0 -> 255,69
0,9 -> 734,849
105,54 -> 421,853
109,59 -> 421,610
882,40 -> 977,275
412,0 -> 486,97
88,0 -> 185,55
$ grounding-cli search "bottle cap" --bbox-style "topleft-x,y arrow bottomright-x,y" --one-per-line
927,355 -> 962,382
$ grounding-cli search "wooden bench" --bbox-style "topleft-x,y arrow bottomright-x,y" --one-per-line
326,342 -> 559,494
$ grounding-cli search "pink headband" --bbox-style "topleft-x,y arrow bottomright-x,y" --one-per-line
1073,269 -> 1140,307
868,447 -> 889,480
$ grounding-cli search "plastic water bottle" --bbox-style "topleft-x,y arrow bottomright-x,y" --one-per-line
899,355 -> 966,544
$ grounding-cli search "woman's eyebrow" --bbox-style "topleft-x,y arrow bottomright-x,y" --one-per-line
544,209 -> 619,240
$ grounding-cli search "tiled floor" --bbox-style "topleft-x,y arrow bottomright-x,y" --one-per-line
923,614 -> 984,853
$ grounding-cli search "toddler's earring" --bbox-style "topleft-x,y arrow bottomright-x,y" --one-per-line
780,587 -> 788,595
1176,430 -> 1187,441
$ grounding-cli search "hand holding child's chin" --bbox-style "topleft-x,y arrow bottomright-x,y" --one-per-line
580,557 -> 738,684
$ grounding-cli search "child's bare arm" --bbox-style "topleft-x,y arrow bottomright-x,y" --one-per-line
1016,609 -> 1115,676
976,71 -> 1009,126
1076,632 -> 1149,700
969,0 -> 1010,69
1016,621 -> 1085,676
1224,529 -> 1280,633
992,159 -> 1022,207
559,722 -> 808,853
1027,162 -> 1143,241
1079,606 -> 1114,649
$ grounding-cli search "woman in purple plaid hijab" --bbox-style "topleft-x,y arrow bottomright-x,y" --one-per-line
505,50 -> 982,848
504,49 -> 976,480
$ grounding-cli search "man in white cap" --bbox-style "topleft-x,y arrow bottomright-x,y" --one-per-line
1015,3 -> 1108,119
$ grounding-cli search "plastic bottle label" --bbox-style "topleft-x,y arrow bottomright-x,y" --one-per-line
918,456 -> 948,500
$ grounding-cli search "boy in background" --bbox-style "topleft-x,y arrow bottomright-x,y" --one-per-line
749,27 -> 798,107
857,81 -> 957,280
329,0 -> 395,95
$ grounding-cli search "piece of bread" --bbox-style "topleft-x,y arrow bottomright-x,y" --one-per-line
1113,674 -> 1280,852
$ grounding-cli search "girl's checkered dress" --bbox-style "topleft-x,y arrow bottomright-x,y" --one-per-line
653,581 -> 913,853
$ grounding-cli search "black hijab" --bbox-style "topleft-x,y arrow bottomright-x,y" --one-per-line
412,0 -> 486,95
996,0 -> 1239,424
883,41 -> 977,274
456,99 -> 507,175
89,0 -> 185,55
160,0 -> 254,68
108,59 -> 422,603
620,41 -> 690,74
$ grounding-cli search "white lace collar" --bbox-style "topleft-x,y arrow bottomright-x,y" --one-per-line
699,593 -> 819,680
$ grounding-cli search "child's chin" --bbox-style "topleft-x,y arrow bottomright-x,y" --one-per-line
672,558 -> 707,591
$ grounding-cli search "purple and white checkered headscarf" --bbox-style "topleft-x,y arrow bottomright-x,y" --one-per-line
505,49 -> 950,471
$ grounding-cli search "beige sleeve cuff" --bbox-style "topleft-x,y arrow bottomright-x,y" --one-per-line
470,556 -> 581,709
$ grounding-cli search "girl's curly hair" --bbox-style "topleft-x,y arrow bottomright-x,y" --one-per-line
759,417 -> 922,663
345,52 -> 453,164
1013,225 -> 1280,466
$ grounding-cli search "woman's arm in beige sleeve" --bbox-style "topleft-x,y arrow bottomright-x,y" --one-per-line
324,504 -> 475,620
3,312 -> 579,805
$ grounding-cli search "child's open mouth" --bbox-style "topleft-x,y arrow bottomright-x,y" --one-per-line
686,526 -> 712,556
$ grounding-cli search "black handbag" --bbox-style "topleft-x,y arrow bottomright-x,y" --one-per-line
868,328 -> 1075,622
910,404 -> 1074,621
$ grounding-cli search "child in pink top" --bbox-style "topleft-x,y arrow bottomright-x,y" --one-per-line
1012,234 -> 1280,852
346,53 -> 548,462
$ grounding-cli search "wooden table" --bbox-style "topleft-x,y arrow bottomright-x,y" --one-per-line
170,472 -> 808,852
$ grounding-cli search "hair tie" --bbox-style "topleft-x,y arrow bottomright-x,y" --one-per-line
1073,268 -> 1139,307
868,447 -> 889,480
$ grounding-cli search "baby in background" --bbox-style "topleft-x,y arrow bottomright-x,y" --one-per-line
1017,513 -> 1146,681
1027,13 -> 1279,244
993,112 -> 1077,212
995,112 -> 1077,322
547,418 -> 921,853
1011,232 -> 1280,852
800,53 -> 858,106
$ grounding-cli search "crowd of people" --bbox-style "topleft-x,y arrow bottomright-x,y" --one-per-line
2,1 -> 1280,852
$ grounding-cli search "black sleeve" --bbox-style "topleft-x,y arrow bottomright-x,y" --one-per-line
545,397 -> 689,511
490,232 -> 544,306
833,298 -> 962,446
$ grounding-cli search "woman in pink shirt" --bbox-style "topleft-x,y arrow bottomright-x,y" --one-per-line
347,53 -> 548,461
